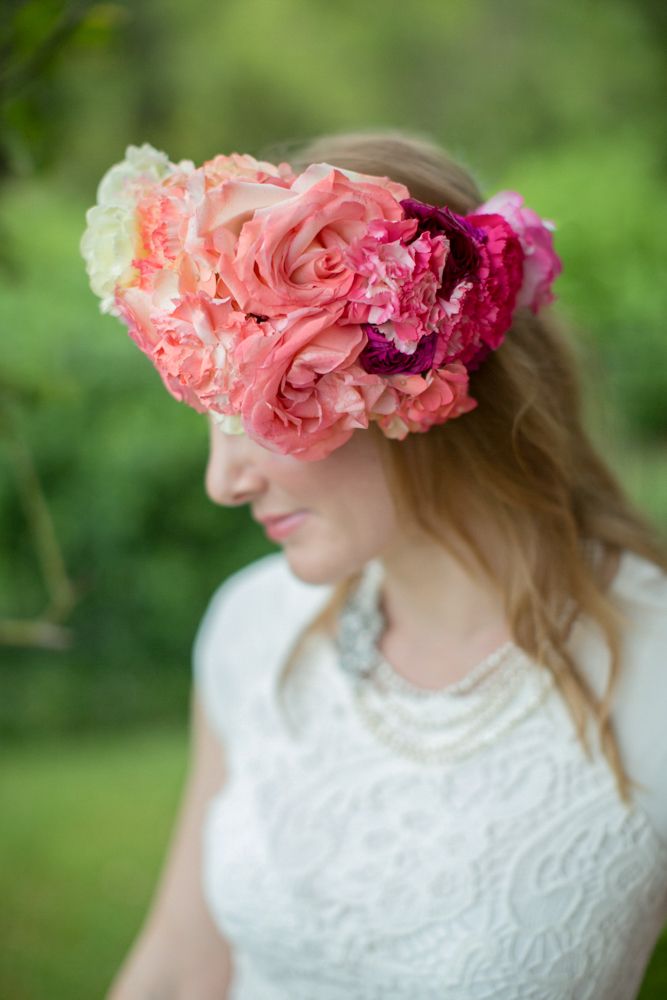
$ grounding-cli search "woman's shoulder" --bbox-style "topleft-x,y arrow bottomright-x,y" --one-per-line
608,548 -> 667,615
571,548 -> 667,708
607,550 -> 667,720
192,553 -> 336,744
197,552 -> 335,650
594,549 -> 667,842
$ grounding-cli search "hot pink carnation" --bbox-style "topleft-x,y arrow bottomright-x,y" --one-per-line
448,213 -> 525,368
218,165 -> 407,318
479,191 -> 562,313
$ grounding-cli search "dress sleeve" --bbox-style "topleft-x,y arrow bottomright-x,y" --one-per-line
191,554 -> 284,746
568,551 -> 667,845
607,553 -> 667,845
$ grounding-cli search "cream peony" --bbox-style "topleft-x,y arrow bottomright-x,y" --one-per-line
80,144 -> 192,314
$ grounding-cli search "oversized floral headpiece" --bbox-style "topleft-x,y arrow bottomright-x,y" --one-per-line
81,143 -> 562,461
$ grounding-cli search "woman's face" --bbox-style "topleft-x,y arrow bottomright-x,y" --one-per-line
205,418 -> 400,584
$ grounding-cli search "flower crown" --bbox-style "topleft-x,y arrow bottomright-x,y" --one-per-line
81,143 -> 562,461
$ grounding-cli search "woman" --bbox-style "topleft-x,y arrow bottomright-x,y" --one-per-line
83,132 -> 667,999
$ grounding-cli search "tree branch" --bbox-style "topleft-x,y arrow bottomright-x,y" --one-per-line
0,389 -> 78,647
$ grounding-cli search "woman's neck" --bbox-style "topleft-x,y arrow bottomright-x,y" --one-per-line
377,526 -> 511,666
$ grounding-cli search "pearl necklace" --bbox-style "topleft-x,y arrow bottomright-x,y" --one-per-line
335,559 -> 554,764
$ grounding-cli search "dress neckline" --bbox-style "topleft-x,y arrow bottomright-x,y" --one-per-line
373,638 -> 519,700
338,556 -> 520,700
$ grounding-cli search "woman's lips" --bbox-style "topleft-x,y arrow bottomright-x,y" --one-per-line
262,510 -> 309,541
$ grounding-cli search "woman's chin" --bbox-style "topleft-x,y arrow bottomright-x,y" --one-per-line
281,543 -> 364,588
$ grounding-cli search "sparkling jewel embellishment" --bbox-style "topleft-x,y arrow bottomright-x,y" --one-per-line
335,559 -> 554,764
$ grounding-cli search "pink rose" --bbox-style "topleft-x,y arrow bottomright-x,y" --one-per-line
231,309 -> 395,460
130,165 -> 293,306
185,171 -> 295,276
479,191 -> 562,313
218,165 -> 407,318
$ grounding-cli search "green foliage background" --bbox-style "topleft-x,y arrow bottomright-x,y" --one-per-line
1,0 -> 665,738
1,1 -> 666,995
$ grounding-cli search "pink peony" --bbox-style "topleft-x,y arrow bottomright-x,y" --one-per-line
114,286 -> 163,357
218,166 -> 407,318
115,288 -> 261,414
135,178 -> 189,271
131,173 -> 194,305
184,172 -> 295,278
152,294 -> 265,413
200,152 -> 295,188
479,191 -> 562,313
377,363 -> 477,438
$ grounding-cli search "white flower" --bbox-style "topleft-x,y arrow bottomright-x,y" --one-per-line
80,144 -> 193,314
97,143 -> 191,207
80,203 -> 139,313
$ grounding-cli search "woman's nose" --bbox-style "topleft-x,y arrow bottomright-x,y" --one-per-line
205,429 -> 267,507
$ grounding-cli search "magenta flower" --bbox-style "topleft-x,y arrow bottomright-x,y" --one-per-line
359,325 -> 438,375
455,211 -> 525,362
401,198 -> 484,300
399,198 -> 524,366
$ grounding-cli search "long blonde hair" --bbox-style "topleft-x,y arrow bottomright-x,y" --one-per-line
267,130 -> 667,803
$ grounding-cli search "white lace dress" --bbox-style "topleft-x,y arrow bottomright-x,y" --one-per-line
193,549 -> 667,1000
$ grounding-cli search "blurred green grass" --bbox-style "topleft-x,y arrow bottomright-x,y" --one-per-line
1,727 -> 666,999
0,727 -> 188,999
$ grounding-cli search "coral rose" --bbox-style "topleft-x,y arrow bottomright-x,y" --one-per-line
218,165 -> 408,318
200,152 -> 295,188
